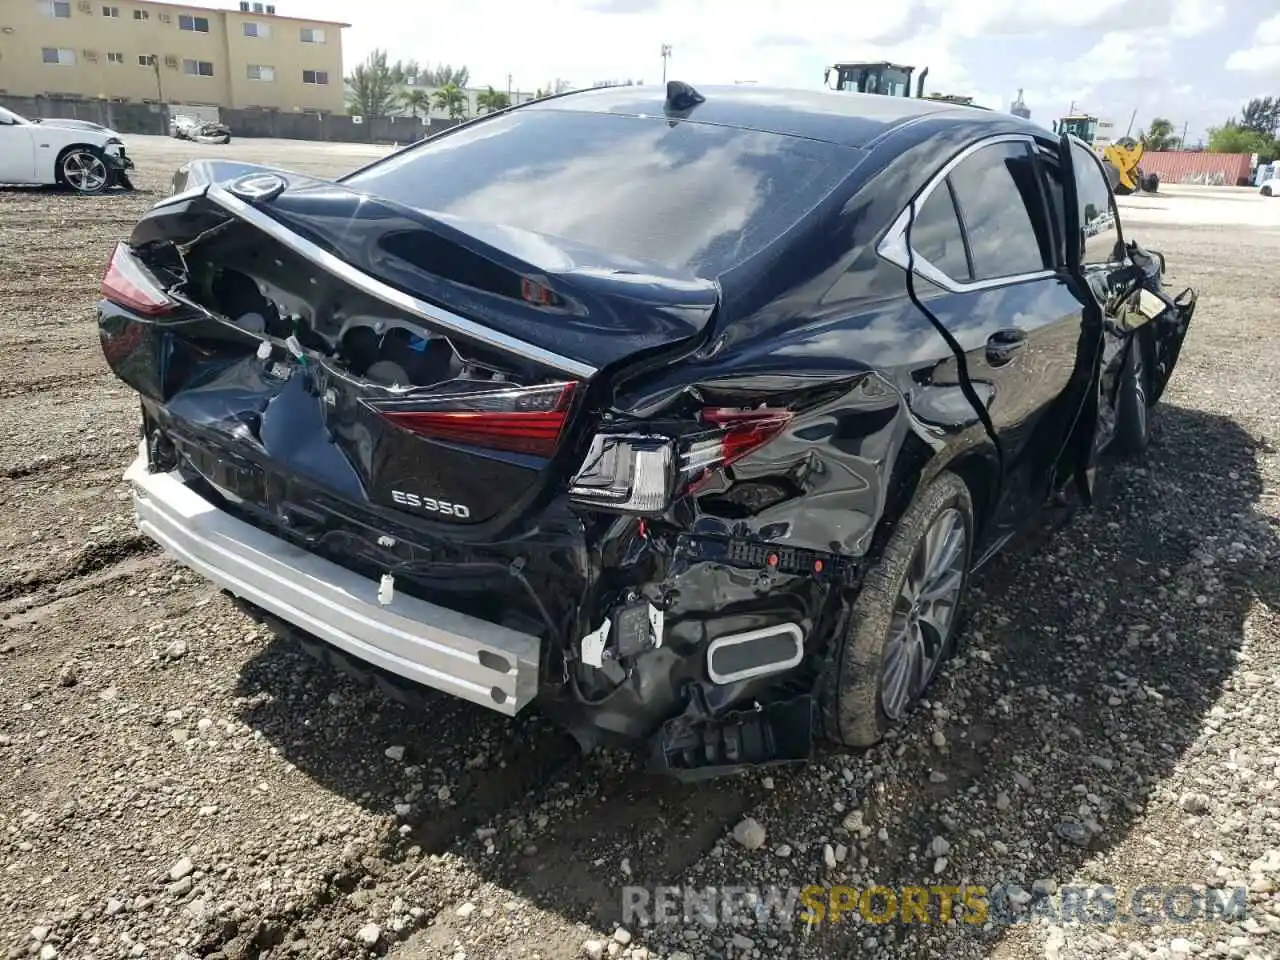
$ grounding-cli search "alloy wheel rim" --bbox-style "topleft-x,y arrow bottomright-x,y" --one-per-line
880,507 -> 967,721
64,152 -> 107,192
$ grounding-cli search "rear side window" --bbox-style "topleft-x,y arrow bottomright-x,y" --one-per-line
908,182 -> 971,282
1070,142 -> 1123,265
1037,147 -> 1067,267
947,141 -> 1052,281
342,109 -> 856,277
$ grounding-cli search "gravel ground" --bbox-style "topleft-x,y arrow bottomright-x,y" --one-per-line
2,139 -> 1279,960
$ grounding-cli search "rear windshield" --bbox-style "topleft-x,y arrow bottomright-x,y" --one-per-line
342,108 -> 857,277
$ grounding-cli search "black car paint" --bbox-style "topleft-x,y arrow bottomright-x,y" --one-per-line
101,86 -> 1194,769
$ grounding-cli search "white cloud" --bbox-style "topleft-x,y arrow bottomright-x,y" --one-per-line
1170,0 -> 1225,37
1226,12 -> 1280,72
1260,11 -> 1280,44
918,0 -> 1219,38
299,0 -> 1234,143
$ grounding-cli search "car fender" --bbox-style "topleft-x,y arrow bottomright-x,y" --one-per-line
29,127 -> 114,183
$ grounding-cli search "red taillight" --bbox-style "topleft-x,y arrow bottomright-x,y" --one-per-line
100,242 -> 175,317
569,406 -> 794,514
368,381 -> 578,457
698,408 -> 794,468
680,407 -> 793,492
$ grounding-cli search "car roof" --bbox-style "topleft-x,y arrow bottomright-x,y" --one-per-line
523,83 -> 1040,149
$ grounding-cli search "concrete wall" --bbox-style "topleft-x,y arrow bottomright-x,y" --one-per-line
0,93 -> 170,135
0,0 -> 345,112
219,108 -> 461,143
1,92 -> 461,143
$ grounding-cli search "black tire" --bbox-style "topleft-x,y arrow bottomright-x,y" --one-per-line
1263,185 -> 1274,198
1143,172 -> 1159,193
1112,334 -> 1150,455
821,472 -> 974,747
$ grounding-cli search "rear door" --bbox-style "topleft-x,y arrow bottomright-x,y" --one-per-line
881,134 -> 1096,547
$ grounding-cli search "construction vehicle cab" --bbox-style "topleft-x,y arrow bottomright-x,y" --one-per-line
824,61 -> 927,98
1058,115 -> 1102,144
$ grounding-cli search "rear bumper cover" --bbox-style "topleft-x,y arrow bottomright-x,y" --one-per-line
124,447 -> 541,714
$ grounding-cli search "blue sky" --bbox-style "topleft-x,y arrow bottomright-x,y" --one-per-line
301,0 -> 1279,144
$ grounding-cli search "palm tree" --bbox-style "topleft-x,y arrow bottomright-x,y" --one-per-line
345,48 -> 398,120
401,88 -> 431,120
476,86 -> 510,114
433,82 -> 469,120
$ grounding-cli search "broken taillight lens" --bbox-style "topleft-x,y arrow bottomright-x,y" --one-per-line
366,381 -> 578,457
569,407 -> 793,514
100,242 -> 175,317
682,408 -> 794,485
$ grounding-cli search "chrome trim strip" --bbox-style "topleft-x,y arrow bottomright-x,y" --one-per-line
124,445 -> 542,714
877,133 -> 1056,294
206,184 -> 598,380
706,622 -> 805,685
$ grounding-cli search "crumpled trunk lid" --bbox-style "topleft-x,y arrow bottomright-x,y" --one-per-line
104,169 -> 720,533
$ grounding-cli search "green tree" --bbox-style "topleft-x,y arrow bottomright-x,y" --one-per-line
1206,121 -> 1278,160
424,64 -> 470,87
345,49 -> 398,120
390,59 -> 420,87
476,86 -> 510,113
433,82 -> 469,120
400,87 -> 431,120
1240,96 -> 1280,138
1141,117 -> 1180,152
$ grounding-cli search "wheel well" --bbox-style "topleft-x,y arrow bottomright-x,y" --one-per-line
52,143 -> 100,184
871,445 -> 999,561
945,451 -> 999,539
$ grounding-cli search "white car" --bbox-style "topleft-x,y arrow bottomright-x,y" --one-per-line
1261,177 -> 1279,198
0,105 -> 135,194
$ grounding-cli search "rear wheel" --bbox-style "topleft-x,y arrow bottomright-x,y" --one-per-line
59,147 -> 109,195
821,473 -> 973,747
1263,185 -> 1274,198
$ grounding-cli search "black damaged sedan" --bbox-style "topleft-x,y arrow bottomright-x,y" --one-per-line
98,83 -> 1196,777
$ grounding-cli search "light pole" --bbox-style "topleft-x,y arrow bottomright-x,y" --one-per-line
661,44 -> 671,84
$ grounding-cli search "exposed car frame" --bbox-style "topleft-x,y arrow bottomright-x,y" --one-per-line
99,83 -> 1196,779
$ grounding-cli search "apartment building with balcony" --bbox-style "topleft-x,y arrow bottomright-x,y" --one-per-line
0,0 -> 348,112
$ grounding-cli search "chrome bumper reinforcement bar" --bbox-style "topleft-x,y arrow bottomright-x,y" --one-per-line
125,450 -> 541,714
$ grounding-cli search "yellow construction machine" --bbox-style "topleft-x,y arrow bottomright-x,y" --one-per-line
1056,114 -> 1159,194
823,61 -> 980,107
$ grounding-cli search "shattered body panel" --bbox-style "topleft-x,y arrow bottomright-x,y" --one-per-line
100,87 -> 1196,777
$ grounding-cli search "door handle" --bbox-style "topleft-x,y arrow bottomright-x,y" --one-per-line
985,328 -> 1027,366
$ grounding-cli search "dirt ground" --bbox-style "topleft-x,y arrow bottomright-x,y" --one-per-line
2,138 -> 1280,960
